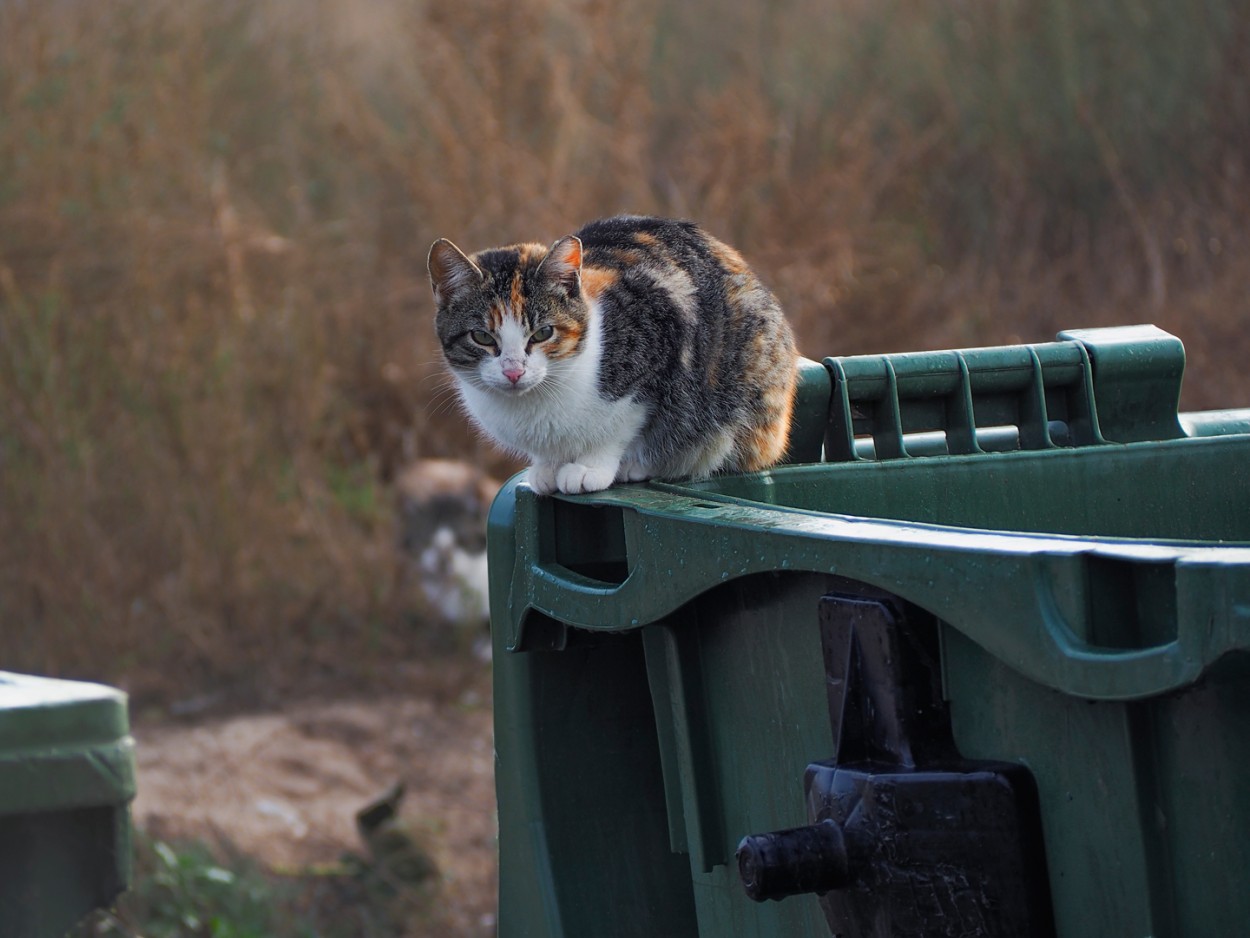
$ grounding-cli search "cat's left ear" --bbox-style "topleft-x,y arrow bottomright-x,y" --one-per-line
537,235 -> 582,298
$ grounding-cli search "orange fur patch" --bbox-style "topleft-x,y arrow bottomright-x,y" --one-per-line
740,377 -> 797,471
736,327 -> 798,470
708,237 -> 749,275
554,237 -> 581,269
741,417 -> 791,470
510,267 -> 525,313
544,319 -> 584,359
580,266 -> 619,300
609,248 -> 644,266
512,242 -> 547,265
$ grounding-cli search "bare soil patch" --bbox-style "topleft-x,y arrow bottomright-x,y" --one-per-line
130,663 -> 497,936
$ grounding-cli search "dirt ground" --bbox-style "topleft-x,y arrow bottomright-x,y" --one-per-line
130,659 -> 498,936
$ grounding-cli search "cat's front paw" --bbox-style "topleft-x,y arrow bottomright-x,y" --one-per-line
527,464 -> 558,495
556,462 -> 615,494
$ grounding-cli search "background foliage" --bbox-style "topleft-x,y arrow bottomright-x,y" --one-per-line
2,0 -> 1248,699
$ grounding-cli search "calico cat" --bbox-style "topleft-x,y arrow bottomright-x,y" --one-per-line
427,215 -> 798,495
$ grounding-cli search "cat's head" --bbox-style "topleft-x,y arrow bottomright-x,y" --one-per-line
428,235 -> 587,394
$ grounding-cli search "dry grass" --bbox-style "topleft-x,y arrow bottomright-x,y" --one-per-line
2,0 -> 1249,698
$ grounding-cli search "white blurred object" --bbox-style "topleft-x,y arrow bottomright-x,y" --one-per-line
395,459 -> 500,634
254,798 -> 308,838
419,526 -> 491,624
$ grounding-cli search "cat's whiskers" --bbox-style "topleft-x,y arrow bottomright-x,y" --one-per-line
423,382 -> 468,420
530,370 -> 576,409
422,372 -> 461,398
419,370 -> 456,387
423,399 -> 461,422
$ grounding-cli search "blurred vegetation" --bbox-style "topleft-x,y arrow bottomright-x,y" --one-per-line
77,830 -> 448,938
2,0 -> 1248,698
81,834 -> 313,938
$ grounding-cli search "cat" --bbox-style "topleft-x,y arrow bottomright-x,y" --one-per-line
427,215 -> 798,495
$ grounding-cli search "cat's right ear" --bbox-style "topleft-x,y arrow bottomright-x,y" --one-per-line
428,239 -> 483,307
537,235 -> 583,298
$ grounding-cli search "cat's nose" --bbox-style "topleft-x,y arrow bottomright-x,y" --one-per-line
503,365 -> 525,385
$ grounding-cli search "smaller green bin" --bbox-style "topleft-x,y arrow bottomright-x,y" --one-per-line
0,672 -> 135,938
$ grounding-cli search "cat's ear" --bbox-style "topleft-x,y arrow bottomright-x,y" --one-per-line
537,235 -> 582,298
428,239 -> 483,306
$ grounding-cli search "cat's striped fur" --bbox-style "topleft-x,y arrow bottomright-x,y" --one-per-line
428,215 -> 798,495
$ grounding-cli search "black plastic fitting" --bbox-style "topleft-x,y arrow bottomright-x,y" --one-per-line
735,818 -> 851,902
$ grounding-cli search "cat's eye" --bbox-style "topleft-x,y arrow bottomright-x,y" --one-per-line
530,325 -> 555,343
469,329 -> 497,347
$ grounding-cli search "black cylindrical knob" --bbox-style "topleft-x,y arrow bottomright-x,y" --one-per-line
736,818 -> 852,902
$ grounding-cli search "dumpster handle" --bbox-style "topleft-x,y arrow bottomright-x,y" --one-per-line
503,483 -> 1250,700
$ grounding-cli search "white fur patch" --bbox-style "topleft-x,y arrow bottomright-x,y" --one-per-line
496,317 -> 529,359
454,299 -> 649,479
645,262 -> 698,324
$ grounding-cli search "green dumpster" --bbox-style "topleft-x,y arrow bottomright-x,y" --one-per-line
488,324 -> 1250,937
0,672 -> 135,937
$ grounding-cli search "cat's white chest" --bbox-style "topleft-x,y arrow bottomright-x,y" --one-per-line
458,379 -> 642,464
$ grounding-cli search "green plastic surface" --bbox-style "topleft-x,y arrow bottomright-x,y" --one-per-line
489,325 -> 1250,937
0,672 -> 135,937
